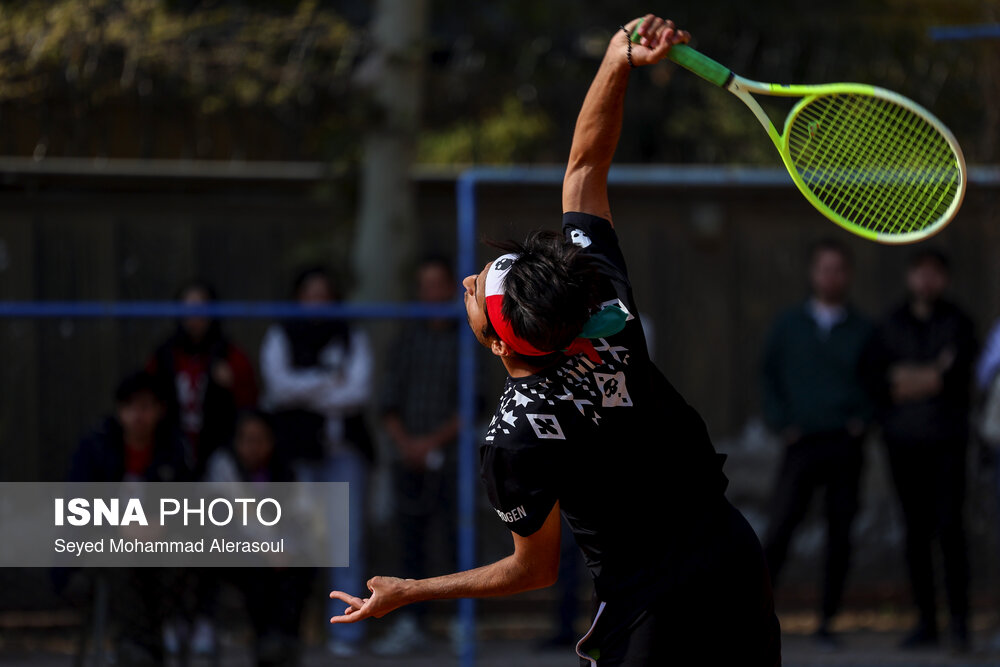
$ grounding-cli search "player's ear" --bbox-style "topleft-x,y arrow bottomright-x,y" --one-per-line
491,338 -> 513,359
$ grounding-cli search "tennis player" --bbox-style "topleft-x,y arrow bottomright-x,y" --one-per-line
330,14 -> 781,665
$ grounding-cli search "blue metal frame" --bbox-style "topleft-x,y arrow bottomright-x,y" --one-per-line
454,171 -> 479,667
929,24 -> 1000,41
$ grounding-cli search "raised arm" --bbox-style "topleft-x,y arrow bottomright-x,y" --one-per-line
562,14 -> 689,223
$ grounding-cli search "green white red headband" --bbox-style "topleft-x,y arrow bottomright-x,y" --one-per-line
484,253 -> 629,362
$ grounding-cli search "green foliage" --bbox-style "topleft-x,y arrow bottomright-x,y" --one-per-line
418,95 -> 550,164
0,0 -> 352,106
0,0 -> 996,164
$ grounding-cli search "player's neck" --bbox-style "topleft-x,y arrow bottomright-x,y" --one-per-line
500,356 -> 547,379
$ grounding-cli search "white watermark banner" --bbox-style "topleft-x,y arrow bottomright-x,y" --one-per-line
0,482 -> 348,567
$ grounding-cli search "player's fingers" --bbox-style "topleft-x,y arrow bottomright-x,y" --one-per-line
655,27 -> 675,49
330,610 -> 368,624
650,19 -> 674,47
635,13 -> 655,38
629,14 -> 657,46
649,38 -> 673,60
329,590 -> 366,610
641,17 -> 664,47
330,597 -> 373,623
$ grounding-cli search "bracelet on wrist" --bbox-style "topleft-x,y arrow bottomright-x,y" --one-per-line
620,25 -> 636,68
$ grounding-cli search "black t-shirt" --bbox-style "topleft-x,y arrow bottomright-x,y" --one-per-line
480,211 -> 730,604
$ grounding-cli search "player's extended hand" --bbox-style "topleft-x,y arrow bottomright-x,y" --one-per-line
622,14 -> 690,67
329,576 -> 414,623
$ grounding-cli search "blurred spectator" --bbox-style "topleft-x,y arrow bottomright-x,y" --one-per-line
976,314 -> 1000,651
147,280 -> 257,657
867,249 -> 977,652
147,279 -> 258,479
373,256 -> 459,655
260,266 -> 374,656
760,239 -> 873,647
205,410 -> 311,667
977,318 -> 1000,395
205,409 -> 295,484
67,371 -> 190,666
69,371 -> 189,484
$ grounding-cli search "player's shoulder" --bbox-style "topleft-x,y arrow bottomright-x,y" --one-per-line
562,211 -> 615,247
483,376 -> 577,447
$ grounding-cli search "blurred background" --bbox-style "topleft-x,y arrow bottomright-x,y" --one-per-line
0,0 -> 999,665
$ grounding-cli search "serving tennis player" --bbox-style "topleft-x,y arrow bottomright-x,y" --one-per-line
330,14 -> 781,665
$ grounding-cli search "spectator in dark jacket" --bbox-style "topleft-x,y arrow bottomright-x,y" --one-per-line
69,371 -> 190,483
147,280 -> 258,481
761,239 -> 873,648
66,371 -> 191,666
867,249 -> 977,652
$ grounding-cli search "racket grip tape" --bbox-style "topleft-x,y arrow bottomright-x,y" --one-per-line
629,21 -> 732,88
665,45 -> 733,87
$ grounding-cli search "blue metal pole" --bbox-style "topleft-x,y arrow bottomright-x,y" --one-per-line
929,24 -> 1000,41
455,170 -> 479,667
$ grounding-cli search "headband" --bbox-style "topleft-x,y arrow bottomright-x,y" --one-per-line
485,253 -> 549,357
484,253 -> 629,361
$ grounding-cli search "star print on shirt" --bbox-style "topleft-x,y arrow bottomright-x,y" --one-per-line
483,337 -> 634,443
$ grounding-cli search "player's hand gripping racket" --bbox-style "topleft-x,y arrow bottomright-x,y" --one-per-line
632,25 -> 967,244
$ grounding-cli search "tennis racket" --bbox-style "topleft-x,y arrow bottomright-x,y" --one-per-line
634,30 -> 967,244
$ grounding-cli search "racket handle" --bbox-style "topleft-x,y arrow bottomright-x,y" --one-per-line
629,23 -> 732,88
665,45 -> 733,87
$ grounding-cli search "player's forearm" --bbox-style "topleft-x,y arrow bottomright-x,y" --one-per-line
566,41 -> 630,177
402,553 -> 554,604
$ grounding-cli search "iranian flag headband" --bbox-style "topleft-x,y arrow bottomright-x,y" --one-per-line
485,253 -> 549,357
484,252 -> 630,360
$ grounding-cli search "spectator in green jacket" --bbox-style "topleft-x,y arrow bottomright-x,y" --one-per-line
761,239 -> 873,649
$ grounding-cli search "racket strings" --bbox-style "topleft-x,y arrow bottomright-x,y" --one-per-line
796,98 -> 953,232
785,93 -> 961,236
866,100 -> 956,231
832,100 -> 945,233
795,97 -> 955,231
792,96 -> 957,233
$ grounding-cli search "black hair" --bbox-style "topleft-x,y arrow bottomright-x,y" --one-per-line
908,247 -> 950,273
808,238 -> 853,267
483,230 -> 601,365
114,371 -> 169,405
